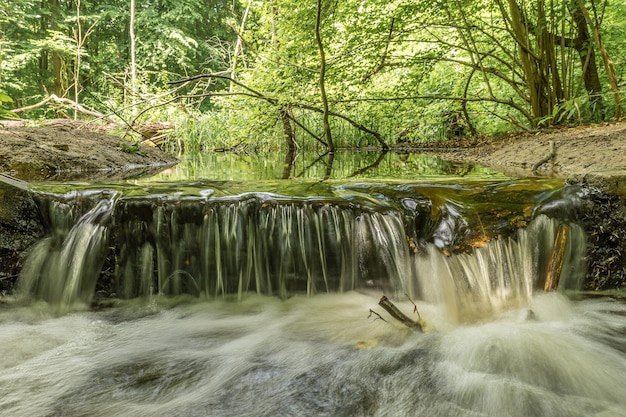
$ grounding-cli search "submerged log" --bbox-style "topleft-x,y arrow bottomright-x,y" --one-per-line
544,223 -> 569,292
378,295 -> 424,331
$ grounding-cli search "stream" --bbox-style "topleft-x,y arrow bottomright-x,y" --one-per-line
1,151 -> 625,417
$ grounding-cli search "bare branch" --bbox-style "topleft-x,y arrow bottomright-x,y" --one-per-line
378,295 -> 423,331
169,73 -> 389,149
13,94 -> 114,122
368,309 -> 388,323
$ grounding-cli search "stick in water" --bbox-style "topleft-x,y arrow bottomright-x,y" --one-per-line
378,295 -> 423,331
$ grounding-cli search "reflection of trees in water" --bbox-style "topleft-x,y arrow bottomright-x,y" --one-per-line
161,149 -> 492,182
291,151 -> 336,180
292,151 -> 387,180
349,151 -> 387,178
285,150 -> 477,180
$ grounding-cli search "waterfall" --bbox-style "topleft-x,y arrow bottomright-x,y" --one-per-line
17,191 -> 116,307
17,185 -> 587,314
114,195 -> 411,300
412,215 -> 587,322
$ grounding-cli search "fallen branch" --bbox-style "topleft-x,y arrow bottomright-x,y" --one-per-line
169,73 -> 389,149
378,295 -> 424,331
532,140 -> 556,174
13,94 -> 114,122
5,118 -> 174,142
544,223 -> 569,292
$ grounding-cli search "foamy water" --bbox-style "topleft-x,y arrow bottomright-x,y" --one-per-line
1,292 -> 625,417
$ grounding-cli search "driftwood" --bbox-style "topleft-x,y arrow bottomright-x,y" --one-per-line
4,118 -> 174,142
532,140 -> 557,174
377,295 -> 425,331
544,223 -> 569,292
10,95 -> 175,142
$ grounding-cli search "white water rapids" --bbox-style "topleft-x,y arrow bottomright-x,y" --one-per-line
0,292 -> 625,417
5,182 -> 626,416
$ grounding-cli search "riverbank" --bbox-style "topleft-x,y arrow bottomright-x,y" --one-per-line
424,123 -> 626,197
0,123 -> 178,181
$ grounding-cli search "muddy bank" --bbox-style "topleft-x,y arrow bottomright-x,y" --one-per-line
0,124 -> 178,181
424,123 -> 626,197
0,124 -> 178,292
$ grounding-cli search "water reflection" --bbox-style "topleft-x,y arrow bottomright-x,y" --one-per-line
151,150 -> 504,182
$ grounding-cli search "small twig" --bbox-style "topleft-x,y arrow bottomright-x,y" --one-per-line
378,295 -> 423,331
532,140 -> 556,174
368,309 -> 388,323
405,292 -> 421,319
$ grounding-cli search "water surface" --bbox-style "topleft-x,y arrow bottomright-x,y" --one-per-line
7,149 -> 625,416
1,293 -> 625,416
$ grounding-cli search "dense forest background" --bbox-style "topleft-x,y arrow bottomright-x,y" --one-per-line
1,0 -> 625,151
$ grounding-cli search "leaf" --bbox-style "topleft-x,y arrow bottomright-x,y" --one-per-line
0,93 -> 14,103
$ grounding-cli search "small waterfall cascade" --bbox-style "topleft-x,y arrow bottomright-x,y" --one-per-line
114,194 -> 412,300
17,181 -> 588,314
411,215 -> 587,322
17,190 -> 116,306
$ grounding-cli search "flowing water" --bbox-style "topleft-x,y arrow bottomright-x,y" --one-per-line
2,152 -> 626,416
1,293 -> 625,417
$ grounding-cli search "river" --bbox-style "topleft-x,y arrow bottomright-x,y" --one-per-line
1,151 -> 625,416
1,293 -> 625,416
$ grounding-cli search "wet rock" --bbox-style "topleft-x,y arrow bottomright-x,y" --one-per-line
576,185 -> 626,290
0,174 -> 44,293
570,170 -> 626,199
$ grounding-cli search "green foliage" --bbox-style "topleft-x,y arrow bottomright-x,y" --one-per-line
0,0 -> 238,119
1,0 -> 624,151
0,91 -> 17,119
117,140 -> 145,156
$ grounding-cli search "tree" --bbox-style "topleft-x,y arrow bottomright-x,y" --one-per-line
1,0 -> 239,119
315,0 -> 333,151
1,0 -> 624,149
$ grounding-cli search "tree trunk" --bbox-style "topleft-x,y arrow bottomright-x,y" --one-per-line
270,0 -> 300,153
504,0 -> 543,124
129,0 -> 137,115
73,0 -> 82,120
230,2 -> 250,93
52,51 -> 64,97
536,0 -> 565,113
47,0 -> 67,114
578,0 -> 622,120
569,1 -> 603,117
281,106 -> 297,179
315,0 -> 334,152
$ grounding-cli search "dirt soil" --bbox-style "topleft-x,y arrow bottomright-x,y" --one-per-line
424,123 -> 626,196
0,123 -> 178,182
